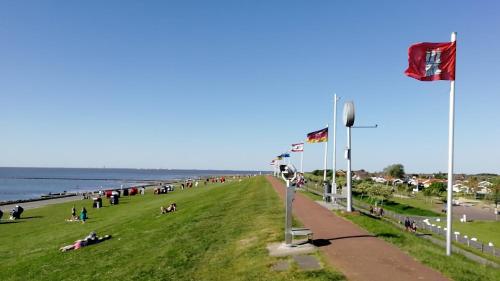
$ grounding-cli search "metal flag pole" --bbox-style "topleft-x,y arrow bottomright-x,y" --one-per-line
446,31 -> 457,256
332,94 -> 340,194
323,124 -> 329,201
300,147 -> 304,174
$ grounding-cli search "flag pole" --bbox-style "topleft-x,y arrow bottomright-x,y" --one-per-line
332,94 -> 339,194
300,147 -> 304,174
446,31 -> 457,256
323,125 -> 329,201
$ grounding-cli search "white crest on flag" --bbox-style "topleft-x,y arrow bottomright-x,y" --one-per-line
291,143 -> 304,152
425,49 -> 442,77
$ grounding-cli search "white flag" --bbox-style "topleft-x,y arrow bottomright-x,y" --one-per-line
291,143 -> 304,152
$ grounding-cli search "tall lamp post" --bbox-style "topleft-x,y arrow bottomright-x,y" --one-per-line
343,101 -> 377,212
343,102 -> 355,212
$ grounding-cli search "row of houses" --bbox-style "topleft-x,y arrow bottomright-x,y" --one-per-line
349,170 -> 495,194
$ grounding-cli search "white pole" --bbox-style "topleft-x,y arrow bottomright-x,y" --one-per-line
346,126 -> 352,212
446,31 -> 457,256
323,125 -> 329,200
300,149 -> 304,174
332,94 -> 339,194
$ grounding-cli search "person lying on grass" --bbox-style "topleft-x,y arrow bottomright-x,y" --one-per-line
160,203 -> 177,214
60,231 -> 111,252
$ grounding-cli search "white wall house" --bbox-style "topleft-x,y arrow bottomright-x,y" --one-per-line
477,181 -> 493,194
371,177 -> 387,184
452,183 -> 470,193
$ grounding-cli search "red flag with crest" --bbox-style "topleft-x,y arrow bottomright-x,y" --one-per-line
405,42 -> 456,81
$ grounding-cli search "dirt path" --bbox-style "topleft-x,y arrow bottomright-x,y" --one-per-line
267,176 -> 449,281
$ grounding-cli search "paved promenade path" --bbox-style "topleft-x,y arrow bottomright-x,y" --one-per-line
0,195 -> 83,212
267,176 -> 449,281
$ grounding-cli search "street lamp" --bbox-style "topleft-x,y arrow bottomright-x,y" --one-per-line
343,101 -> 377,212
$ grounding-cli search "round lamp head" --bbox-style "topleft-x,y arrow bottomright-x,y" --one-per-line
343,101 -> 355,127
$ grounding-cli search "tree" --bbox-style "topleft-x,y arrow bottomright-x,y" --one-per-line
383,164 -> 405,179
354,180 -> 372,199
396,184 -> 407,195
367,184 -> 393,205
336,176 -> 346,189
423,182 -> 446,203
489,177 -> 500,208
434,172 -> 447,179
467,176 -> 479,197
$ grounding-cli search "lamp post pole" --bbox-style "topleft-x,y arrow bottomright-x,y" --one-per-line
332,94 -> 340,194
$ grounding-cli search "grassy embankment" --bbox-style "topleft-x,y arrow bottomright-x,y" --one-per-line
303,172 -> 441,217
391,194 -> 443,213
340,211 -> 500,281
431,219 -> 500,246
354,194 -> 441,217
0,176 -> 344,281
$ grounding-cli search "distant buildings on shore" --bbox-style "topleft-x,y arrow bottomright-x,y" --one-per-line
335,169 -> 497,195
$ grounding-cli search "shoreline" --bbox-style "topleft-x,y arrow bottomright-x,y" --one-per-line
0,181 -> 175,206
0,175 -> 243,211
0,195 -> 85,212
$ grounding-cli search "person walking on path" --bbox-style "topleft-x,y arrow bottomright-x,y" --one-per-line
404,217 -> 411,231
266,176 -> 449,281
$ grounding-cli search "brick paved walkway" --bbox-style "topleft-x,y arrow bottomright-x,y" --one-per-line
267,176 -> 449,281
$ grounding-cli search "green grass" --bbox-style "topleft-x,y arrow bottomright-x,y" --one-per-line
391,194 -> 443,213
0,177 -> 344,281
431,219 -> 500,246
298,189 -> 323,201
355,194 -> 441,217
340,212 -> 500,281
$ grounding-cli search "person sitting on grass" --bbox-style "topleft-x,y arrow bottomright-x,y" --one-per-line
71,206 -> 77,219
160,203 -> 177,214
66,206 -> 80,222
9,205 -> 24,220
411,220 -> 417,232
59,231 -> 112,252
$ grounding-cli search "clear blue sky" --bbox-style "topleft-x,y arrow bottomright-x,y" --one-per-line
0,1 -> 499,173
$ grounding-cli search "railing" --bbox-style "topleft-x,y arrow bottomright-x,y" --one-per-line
301,178 -> 499,259
345,198 -> 500,258
303,182 -> 324,196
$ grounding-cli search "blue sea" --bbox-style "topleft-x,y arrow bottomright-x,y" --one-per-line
0,167 -> 258,202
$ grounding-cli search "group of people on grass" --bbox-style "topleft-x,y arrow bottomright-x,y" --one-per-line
0,205 -> 24,221
160,203 -> 177,214
369,205 -> 385,217
3,179 -> 191,253
66,206 -> 87,223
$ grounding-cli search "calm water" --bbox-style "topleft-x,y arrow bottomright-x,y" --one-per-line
0,167 -> 258,201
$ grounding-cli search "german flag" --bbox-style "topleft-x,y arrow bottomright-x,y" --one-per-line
306,127 -> 328,143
